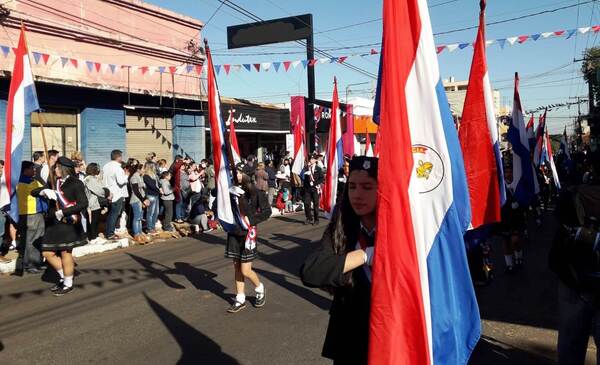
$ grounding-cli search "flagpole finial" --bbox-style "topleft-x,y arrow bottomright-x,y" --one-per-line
479,0 -> 486,11
334,76 -> 337,84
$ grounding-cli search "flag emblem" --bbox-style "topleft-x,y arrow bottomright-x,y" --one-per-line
412,144 -> 444,193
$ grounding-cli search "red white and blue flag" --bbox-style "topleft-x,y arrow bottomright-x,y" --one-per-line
291,114 -> 306,176
545,129 -> 561,189
534,109 -> 547,166
227,109 -> 242,166
458,0 -> 505,229
560,126 -> 570,160
370,0 -> 479,363
526,115 -> 536,151
364,131 -> 374,157
205,41 -> 236,232
321,78 -> 342,218
0,27 -> 40,222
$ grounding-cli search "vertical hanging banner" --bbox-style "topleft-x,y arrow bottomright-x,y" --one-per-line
342,104 -> 355,157
321,78 -> 342,218
290,96 -> 306,175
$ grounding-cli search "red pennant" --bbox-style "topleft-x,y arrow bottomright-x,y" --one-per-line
338,56 -> 348,64
195,65 -> 202,75
370,48 -> 379,54
253,63 -> 261,72
223,64 -> 231,75
169,66 -> 177,74
436,46 -> 445,54
94,62 -> 101,72
41,53 -> 50,65
309,59 -> 318,66
141,66 -> 149,75
554,30 -> 565,36
517,35 -> 529,44
593,25 -> 600,33
70,58 -> 78,68
283,61 -> 291,71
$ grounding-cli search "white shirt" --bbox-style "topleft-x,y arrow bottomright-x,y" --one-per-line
40,163 -> 49,183
283,165 -> 291,178
102,160 -> 128,201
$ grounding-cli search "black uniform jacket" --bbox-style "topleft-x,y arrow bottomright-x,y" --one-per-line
303,165 -> 324,192
301,227 -> 371,364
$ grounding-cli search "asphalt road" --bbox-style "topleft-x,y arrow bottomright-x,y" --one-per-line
0,212 -> 595,364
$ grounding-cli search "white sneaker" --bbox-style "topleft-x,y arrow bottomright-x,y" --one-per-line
8,241 -> 17,250
95,237 -> 107,244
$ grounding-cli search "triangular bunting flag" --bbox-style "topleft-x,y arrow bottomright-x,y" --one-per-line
579,27 -> 591,34
436,46 -> 445,54
283,61 -> 291,71
261,62 -> 271,71
131,66 -> 139,73
215,64 -> 221,74
541,32 -> 553,38
41,53 -> 50,65
458,42 -> 470,49
302,60 -> 310,68
162,136 -> 167,144
593,25 -> 600,33
86,61 -> 94,72
485,40 -> 495,46
319,58 -> 329,64
167,141 -> 172,149
141,66 -> 149,75
158,66 -> 165,73
370,48 -> 379,54
243,64 -> 251,72
566,29 -> 577,39
195,65 -> 202,75
447,44 -> 459,52
32,52 -> 41,64
338,56 -> 348,63
169,66 -> 177,74
223,64 -> 231,75
148,66 -> 157,76
94,62 -> 101,72
1,46 -> 10,57
329,57 -> 338,63
309,59 -> 318,66
61,57 -> 69,67
273,62 -> 281,72
70,58 -> 78,68
554,30 -> 565,36
506,37 -> 518,45
253,63 -> 261,72
498,39 -> 507,49
531,34 -> 541,41
186,64 -> 193,73
292,60 -> 301,68
518,35 -> 529,44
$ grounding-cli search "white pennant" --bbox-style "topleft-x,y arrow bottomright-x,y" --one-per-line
292,60 -> 301,68
446,44 -> 459,52
148,66 -> 157,76
579,27 -> 591,34
541,32 -> 553,38
233,65 -> 242,72
101,63 -> 110,74
507,37 -> 518,45
319,58 -> 329,64
176,65 -> 186,74
130,65 -> 139,73
261,62 -> 271,71
485,39 -> 495,47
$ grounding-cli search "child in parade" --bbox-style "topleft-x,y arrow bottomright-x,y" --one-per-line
301,156 -> 378,364
225,163 -> 271,313
37,157 -> 89,296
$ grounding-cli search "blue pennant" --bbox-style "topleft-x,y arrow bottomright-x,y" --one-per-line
566,29 -> 577,39
158,66 -> 166,73
1,46 -> 10,57
215,65 -> 221,74
243,64 -> 251,72
531,34 -> 541,41
32,52 -> 41,64
86,61 -> 94,72
458,43 -> 470,49
273,62 -> 281,72
186,65 -> 193,73
60,57 -> 69,67
330,57 -> 338,63
498,39 -> 507,49
109,64 -> 116,74
301,60 -> 309,69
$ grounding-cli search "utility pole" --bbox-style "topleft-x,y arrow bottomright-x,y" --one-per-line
569,96 -> 584,147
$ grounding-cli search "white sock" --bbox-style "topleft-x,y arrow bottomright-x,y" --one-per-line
57,269 -> 65,279
504,255 -> 514,267
514,250 -> 523,260
10,240 -> 16,247
255,283 -> 264,294
235,293 -> 246,304
63,275 -> 73,288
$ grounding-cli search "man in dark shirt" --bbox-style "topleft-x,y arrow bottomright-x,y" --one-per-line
302,154 -> 324,225
265,160 -> 277,206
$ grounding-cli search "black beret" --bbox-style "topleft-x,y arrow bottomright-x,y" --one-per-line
349,156 -> 378,177
235,162 -> 245,172
57,156 -> 75,168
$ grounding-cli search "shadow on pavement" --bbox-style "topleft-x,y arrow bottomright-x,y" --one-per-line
144,293 -> 240,365
469,336 -> 556,364
173,262 -> 231,304
128,254 -> 186,289
254,268 -> 331,311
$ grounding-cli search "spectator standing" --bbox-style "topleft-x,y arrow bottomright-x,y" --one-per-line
143,162 -> 161,234
40,149 -> 59,184
255,162 -> 269,197
203,159 -> 216,208
103,150 -> 129,240
160,171 -> 175,232
128,163 -> 149,244
157,159 -> 168,174
177,159 -> 191,222
32,151 -> 45,179
265,160 -> 277,206
279,158 -> 291,180
146,152 -> 157,164
243,155 -> 257,180
83,163 -> 108,244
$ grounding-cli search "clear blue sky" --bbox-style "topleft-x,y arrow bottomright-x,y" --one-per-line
147,0 -> 597,134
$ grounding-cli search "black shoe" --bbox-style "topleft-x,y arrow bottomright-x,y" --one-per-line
53,285 -> 73,296
255,289 -> 266,308
304,220 -> 311,225
227,300 -> 247,313
25,268 -> 42,274
504,265 -> 515,274
50,281 -> 64,292
313,220 -> 319,226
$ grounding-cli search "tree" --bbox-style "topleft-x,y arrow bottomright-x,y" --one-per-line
582,47 -> 600,111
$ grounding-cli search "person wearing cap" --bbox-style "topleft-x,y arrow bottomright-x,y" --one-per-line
300,156 -> 378,364
302,154 -> 324,225
225,162 -> 272,313
37,156 -> 89,296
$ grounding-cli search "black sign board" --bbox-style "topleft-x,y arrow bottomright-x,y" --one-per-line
221,102 -> 290,132
227,14 -> 313,49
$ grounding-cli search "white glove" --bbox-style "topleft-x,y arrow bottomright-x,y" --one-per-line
55,209 -> 64,221
41,189 -> 57,200
229,186 -> 245,197
364,247 -> 375,266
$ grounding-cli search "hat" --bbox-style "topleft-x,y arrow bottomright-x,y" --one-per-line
235,162 -> 245,172
57,156 -> 75,168
349,156 -> 378,177
309,153 -> 318,160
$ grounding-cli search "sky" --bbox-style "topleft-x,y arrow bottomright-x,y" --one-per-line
146,0 -> 598,134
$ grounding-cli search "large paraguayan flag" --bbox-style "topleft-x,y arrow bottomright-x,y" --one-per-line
227,109 -> 242,166
534,110 -> 547,166
507,73 -> 539,207
321,78 -> 342,218
0,27 -> 40,223
370,0 -> 480,363
205,41 -> 236,232
545,129 -> 561,189
458,0 -> 505,229
526,115 -> 536,151
560,126 -> 571,160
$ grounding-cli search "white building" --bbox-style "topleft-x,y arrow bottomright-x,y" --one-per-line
443,77 -> 505,118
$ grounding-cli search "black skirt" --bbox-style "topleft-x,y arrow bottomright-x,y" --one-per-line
41,221 -> 87,251
224,233 -> 257,262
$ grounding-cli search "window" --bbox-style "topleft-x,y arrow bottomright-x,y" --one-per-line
31,109 -> 79,157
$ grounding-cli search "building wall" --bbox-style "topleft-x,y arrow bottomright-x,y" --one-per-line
81,107 -> 126,167
0,99 -> 32,163
172,113 -> 205,162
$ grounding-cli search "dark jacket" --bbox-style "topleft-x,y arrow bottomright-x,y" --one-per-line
303,164 -> 324,192
265,167 -> 277,188
301,227 -> 371,364
144,175 -> 161,197
226,186 -> 271,236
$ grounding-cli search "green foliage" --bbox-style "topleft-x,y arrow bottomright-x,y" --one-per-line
582,47 -> 600,109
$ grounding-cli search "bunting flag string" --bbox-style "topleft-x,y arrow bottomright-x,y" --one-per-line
0,24 -> 595,79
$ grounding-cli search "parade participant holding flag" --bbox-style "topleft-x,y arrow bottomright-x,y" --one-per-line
301,156 -> 378,364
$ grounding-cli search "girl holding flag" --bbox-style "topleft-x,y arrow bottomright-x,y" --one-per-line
301,156 -> 378,364
37,157 -> 89,296
225,163 -> 271,313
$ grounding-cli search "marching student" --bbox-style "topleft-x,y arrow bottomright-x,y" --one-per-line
225,163 -> 271,313
38,157 -> 89,296
301,156 -> 378,364
302,154 -> 324,225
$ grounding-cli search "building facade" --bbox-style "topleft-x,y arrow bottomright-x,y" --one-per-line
443,77 -> 504,118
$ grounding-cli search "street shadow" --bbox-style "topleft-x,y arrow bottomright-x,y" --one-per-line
173,262 -> 231,304
192,232 -> 227,246
143,293 -> 240,365
254,268 -> 331,311
128,253 -> 186,290
257,237 -> 284,251
0,341 -> 4,352
273,216 -> 305,224
469,336 -> 556,364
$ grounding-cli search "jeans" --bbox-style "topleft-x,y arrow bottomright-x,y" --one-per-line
106,198 -> 124,237
175,191 -> 187,220
131,202 -> 143,236
0,210 -> 6,241
268,187 -> 276,206
146,195 -> 159,231
557,280 -> 600,365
